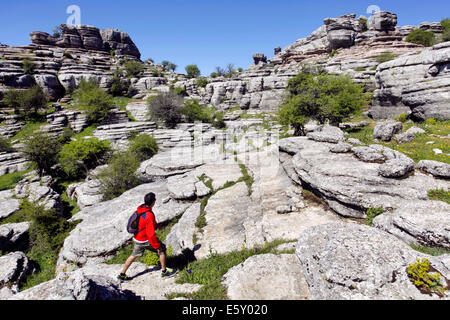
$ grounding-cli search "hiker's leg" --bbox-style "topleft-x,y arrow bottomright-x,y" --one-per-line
121,255 -> 137,274
159,251 -> 167,271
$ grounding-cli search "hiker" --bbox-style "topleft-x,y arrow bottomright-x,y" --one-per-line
118,192 -> 177,280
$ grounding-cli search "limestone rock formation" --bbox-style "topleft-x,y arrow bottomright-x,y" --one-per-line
371,42 -> 450,120
222,254 -> 311,300
0,222 -> 30,252
296,222 -> 449,300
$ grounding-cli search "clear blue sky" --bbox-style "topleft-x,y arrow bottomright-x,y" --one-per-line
1,0 -> 449,76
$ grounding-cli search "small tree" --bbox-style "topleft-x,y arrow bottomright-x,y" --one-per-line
128,134 -> 159,161
59,137 -> 111,179
22,132 -> 61,176
168,63 -> 177,72
182,99 -> 213,123
97,151 -> 141,201
147,92 -> 184,128
4,86 -> 48,116
405,29 -> 436,47
441,18 -> 450,42
72,78 -> 114,124
22,58 -> 37,75
278,70 -> 369,136
185,64 -> 201,79
124,60 -> 144,78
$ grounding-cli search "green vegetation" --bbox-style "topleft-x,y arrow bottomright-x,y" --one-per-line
182,99 -> 213,123
14,199 -> 79,291
22,58 -> 37,75
128,133 -> 159,162
97,151 -> 141,201
442,18 -> 450,42
174,239 -> 296,300
376,52 -> 397,63
185,64 -> 201,79
58,137 -> 111,179
72,78 -> 114,124
161,60 -> 177,72
109,71 -> 130,97
0,135 -> 13,152
359,17 -> 368,32
21,132 -> 61,176
278,70 -> 369,136
147,92 -> 184,128
329,50 -> 339,57
172,86 -> 188,97
365,207 -> 385,226
428,189 -> 450,204
354,67 -> 366,72
124,60 -> 144,78
196,77 -> 209,89
0,170 -> 30,191
405,29 -> 436,47
410,243 -> 450,256
345,119 -> 450,164
407,258 -> 447,297
3,86 -> 48,117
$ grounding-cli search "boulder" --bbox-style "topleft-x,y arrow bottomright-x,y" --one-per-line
0,252 -> 33,293
417,160 -> 450,179
373,121 -> 403,141
373,200 -> 450,249
0,190 -> 21,220
378,157 -> 415,178
306,125 -> 346,144
11,268 -> 139,300
0,222 -> 30,252
296,222 -> 449,300
222,254 -> 311,300
281,137 -> 448,218
165,203 -> 201,255
100,29 -> 141,58
368,11 -> 398,31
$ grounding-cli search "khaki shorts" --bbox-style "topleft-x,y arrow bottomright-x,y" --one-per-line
131,241 -> 166,257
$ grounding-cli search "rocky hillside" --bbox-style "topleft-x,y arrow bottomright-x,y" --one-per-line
0,11 -> 449,301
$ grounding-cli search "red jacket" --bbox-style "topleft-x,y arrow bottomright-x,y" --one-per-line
133,205 -> 160,249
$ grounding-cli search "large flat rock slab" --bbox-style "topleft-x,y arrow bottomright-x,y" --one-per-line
296,222 -> 450,300
222,254 -> 311,300
281,137 -> 449,218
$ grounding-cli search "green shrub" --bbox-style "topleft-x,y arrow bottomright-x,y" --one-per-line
147,92 -> 184,128
17,198 -> 77,290
278,71 -> 369,135
109,73 -> 129,97
405,29 -> 436,47
395,113 -> 409,123
442,18 -> 450,42
182,99 -> 213,123
0,136 -> 13,153
22,132 -> 61,176
196,77 -> 209,88
185,64 -> 201,79
359,17 -> 368,32
124,60 -> 144,78
211,111 -> 226,129
365,207 -> 385,226
59,137 -> 111,178
376,52 -> 397,63
128,133 -> 159,161
210,72 -> 218,78
329,50 -> 339,57
72,78 -> 114,124
172,86 -> 188,97
22,59 -> 37,75
354,67 -> 366,72
97,151 -> 141,201
63,51 -> 74,60
407,258 -> 446,296
4,86 -> 48,116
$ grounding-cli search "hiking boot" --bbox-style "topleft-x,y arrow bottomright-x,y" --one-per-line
117,273 -> 131,281
161,268 -> 177,278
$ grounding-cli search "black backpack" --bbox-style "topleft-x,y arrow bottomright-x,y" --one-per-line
126,211 -> 147,235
